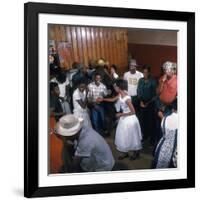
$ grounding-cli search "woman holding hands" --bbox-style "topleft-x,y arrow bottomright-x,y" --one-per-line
97,79 -> 142,160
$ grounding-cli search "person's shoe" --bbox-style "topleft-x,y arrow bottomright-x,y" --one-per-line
118,153 -> 129,160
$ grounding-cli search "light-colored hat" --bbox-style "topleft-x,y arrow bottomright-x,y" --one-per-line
97,59 -> 105,67
55,114 -> 83,137
162,61 -> 176,71
129,59 -> 138,66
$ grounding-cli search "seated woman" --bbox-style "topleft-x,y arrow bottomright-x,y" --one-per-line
73,79 -> 92,128
97,79 -> 142,160
152,99 -> 178,168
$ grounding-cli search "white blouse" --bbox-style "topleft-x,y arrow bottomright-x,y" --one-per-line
115,95 -> 131,113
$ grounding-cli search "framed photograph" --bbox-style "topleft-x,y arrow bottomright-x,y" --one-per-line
24,2 -> 195,198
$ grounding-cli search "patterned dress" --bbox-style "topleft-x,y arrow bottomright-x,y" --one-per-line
152,112 -> 178,168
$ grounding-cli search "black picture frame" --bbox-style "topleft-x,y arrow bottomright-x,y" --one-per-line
24,2 -> 195,198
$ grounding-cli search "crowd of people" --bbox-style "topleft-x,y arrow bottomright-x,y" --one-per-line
49,54 -> 178,173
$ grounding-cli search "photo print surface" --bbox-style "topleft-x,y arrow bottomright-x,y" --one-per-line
48,24 -> 178,174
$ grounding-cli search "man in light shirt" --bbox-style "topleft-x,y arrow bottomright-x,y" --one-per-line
88,73 -> 110,136
123,59 -> 143,114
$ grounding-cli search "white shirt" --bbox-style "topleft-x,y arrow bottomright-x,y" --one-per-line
58,79 -> 69,98
119,95 -> 131,113
88,82 -> 108,102
73,89 -> 87,112
123,71 -> 143,96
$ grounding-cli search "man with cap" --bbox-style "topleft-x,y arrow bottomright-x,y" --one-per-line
55,114 -> 115,172
123,59 -> 143,114
157,61 -> 177,109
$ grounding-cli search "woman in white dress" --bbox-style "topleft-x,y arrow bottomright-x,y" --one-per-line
97,79 -> 142,160
73,80 -> 92,128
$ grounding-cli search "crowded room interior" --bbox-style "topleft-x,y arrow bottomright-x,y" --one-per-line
49,24 -> 178,174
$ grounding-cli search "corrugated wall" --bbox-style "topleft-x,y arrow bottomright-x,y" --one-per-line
49,24 -> 128,74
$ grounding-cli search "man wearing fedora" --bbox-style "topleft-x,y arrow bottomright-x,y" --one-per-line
55,114 -> 115,172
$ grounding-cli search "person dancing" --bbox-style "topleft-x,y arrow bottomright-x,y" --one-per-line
97,79 -> 142,160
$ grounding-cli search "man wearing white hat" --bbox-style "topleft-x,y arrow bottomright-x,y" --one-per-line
55,114 -> 115,172
123,59 -> 143,114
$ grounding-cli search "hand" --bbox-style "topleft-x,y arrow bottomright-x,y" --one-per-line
140,101 -> 147,108
140,101 -> 146,108
158,111 -> 164,119
116,113 -> 122,118
50,128 -> 54,135
96,97 -> 103,103
162,74 -> 167,82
